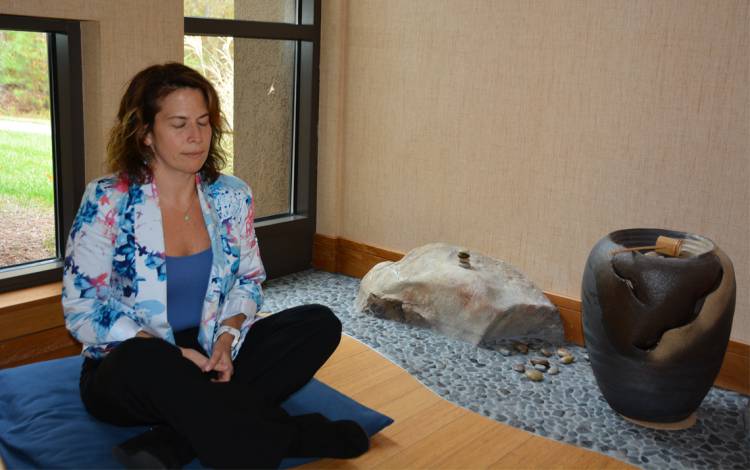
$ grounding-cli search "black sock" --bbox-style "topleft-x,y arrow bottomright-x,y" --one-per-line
289,414 -> 370,459
113,425 -> 195,469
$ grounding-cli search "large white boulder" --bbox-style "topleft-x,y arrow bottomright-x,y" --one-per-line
356,243 -> 564,347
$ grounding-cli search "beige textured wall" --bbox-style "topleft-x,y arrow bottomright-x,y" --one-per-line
319,0 -> 348,236
318,0 -> 750,343
0,0 -> 184,180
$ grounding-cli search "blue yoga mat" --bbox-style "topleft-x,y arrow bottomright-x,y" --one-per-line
0,355 -> 393,469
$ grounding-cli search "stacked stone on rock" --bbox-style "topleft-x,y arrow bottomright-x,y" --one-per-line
356,243 -> 564,348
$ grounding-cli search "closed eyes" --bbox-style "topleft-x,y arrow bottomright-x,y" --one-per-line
167,114 -> 210,128
170,119 -> 210,129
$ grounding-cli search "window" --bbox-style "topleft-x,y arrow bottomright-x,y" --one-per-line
0,15 -> 85,292
185,0 -> 320,278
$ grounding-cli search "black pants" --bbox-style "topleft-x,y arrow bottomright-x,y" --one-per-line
79,304 -> 341,468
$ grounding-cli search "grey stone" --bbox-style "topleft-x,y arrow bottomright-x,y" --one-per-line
560,355 -> 575,364
356,243 -> 564,346
525,369 -> 544,381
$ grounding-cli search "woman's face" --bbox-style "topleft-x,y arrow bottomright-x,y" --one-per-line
144,87 -> 211,178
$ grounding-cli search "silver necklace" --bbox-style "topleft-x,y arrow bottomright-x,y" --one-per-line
182,192 -> 197,222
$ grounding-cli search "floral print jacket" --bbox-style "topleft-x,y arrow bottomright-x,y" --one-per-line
62,173 -> 266,359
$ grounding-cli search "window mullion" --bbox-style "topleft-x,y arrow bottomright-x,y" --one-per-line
184,17 -> 315,41
46,32 -> 63,258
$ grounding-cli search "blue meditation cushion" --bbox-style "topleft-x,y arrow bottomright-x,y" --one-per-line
0,355 -> 393,469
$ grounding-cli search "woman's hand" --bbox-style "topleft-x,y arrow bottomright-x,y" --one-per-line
203,334 -> 234,382
180,347 -> 210,370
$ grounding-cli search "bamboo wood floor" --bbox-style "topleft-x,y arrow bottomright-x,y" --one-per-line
308,335 -> 634,469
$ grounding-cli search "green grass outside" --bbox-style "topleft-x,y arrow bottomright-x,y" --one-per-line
0,127 -> 54,209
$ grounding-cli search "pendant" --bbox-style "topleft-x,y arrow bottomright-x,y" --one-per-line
184,214 -> 190,222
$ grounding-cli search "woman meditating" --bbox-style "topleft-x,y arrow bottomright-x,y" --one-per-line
62,62 -> 368,469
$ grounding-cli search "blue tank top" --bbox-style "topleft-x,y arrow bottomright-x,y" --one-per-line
166,247 -> 213,332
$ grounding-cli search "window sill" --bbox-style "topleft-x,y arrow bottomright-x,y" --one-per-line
0,281 -> 62,313
0,281 -> 77,370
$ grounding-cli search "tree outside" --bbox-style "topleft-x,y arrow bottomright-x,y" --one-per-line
184,0 -> 236,173
0,30 -> 50,117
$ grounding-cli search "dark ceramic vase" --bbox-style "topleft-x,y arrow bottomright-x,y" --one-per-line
582,228 -> 735,424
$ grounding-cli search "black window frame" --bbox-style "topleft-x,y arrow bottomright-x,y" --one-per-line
184,0 -> 321,280
0,15 -> 85,293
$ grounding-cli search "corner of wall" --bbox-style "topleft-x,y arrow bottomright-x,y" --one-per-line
316,0 -> 349,238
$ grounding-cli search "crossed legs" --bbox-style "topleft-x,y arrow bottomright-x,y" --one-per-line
79,304 -> 365,468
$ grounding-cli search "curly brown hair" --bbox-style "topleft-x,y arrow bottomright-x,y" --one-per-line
106,62 -> 228,184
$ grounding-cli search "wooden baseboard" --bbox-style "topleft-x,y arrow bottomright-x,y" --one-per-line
0,282 -> 80,369
312,234 -> 750,395
716,341 -> 750,393
312,232 -> 338,273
